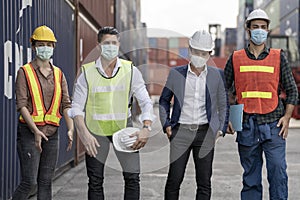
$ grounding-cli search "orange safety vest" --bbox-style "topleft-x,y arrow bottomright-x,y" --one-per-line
19,63 -> 62,126
233,49 -> 281,114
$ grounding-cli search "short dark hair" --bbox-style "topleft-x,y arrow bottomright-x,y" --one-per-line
97,26 -> 119,43
246,19 -> 270,28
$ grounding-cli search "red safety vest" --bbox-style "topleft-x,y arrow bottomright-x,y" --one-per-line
233,49 -> 281,114
19,63 -> 62,126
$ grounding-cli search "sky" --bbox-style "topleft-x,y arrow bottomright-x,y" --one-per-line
140,0 -> 239,37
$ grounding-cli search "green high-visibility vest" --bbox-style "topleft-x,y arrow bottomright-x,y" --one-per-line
83,59 -> 132,136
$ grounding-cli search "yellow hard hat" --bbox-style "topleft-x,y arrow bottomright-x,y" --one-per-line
30,25 -> 57,43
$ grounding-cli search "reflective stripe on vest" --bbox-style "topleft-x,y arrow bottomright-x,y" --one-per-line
83,59 -> 132,136
233,49 -> 280,114
19,63 -> 62,126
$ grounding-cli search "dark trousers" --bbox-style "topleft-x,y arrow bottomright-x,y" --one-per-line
165,124 -> 215,200
85,135 -> 140,200
12,123 -> 58,200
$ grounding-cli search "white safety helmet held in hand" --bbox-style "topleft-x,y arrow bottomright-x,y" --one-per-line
113,127 -> 140,153
245,9 -> 270,27
189,30 -> 214,51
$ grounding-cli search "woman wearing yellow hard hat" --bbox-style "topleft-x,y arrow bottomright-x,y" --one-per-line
13,25 -> 74,200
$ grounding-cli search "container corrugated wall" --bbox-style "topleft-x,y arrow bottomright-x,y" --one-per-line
79,0 -> 114,26
0,0 -> 76,199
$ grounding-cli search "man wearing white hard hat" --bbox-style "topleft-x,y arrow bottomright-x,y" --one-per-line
159,30 -> 232,200
224,9 -> 298,200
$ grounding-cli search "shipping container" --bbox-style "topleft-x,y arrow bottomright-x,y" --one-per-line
280,0 -> 299,19
178,47 -> 188,59
78,0 -> 114,28
224,44 -> 237,58
168,48 -> 179,60
169,37 -> 179,48
208,57 -> 228,69
263,0 -> 280,30
115,0 -> 147,68
169,58 -> 189,67
225,28 -> 237,45
253,0 -> 272,9
157,38 -> 168,48
178,37 -> 189,47
280,9 -> 299,62
148,48 -> 158,60
146,63 -> 170,96
237,2 -> 253,49
157,49 -> 168,60
0,0 -> 76,199
149,38 -> 157,48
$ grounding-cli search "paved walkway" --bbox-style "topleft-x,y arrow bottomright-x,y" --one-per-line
29,106 -> 300,199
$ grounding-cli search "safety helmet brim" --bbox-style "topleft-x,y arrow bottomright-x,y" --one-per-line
112,127 -> 140,153
30,25 -> 57,43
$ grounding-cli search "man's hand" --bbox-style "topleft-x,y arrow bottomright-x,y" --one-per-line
82,132 -> 100,157
166,126 -> 172,138
74,115 -> 100,157
277,115 -> 291,139
226,121 -> 236,134
130,128 -> 149,150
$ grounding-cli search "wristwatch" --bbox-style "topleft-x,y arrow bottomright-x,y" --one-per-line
143,125 -> 152,131
217,130 -> 224,137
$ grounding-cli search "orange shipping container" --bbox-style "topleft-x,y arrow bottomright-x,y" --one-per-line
157,38 -> 168,49
157,49 -> 168,60
179,37 -> 189,47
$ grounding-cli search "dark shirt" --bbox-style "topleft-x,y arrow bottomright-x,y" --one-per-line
224,46 -> 298,124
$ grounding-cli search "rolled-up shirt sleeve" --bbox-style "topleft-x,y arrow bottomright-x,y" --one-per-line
68,72 -> 87,118
15,68 -> 29,112
131,66 -> 154,122
60,73 -> 72,111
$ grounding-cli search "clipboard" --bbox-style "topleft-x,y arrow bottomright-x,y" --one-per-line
229,104 -> 244,131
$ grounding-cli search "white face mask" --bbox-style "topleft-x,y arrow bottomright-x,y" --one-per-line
190,55 -> 209,68
101,44 -> 119,60
35,46 -> 54,60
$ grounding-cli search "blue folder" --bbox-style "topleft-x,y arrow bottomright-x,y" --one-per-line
229,104 -> 244,131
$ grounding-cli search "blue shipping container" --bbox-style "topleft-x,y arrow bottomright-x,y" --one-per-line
0,0 -> 76,199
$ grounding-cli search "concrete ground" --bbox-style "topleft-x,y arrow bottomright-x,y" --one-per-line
30,106 -> 300,200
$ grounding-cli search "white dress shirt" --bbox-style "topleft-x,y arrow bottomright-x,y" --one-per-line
69,57 -> 154,122
178,63 -> 208,125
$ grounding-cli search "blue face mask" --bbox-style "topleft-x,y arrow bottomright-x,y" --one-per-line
35,46 -> 54,60
101,44 -> 119,61
250,29 -> 268,45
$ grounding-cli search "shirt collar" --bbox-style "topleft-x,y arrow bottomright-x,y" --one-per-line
95,57 -> 121,76
187,62 -> 208,75
31,59 -> 54,70
246,44 -> 270,55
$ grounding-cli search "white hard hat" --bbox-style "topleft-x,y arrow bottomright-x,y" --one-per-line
189,30 -> 214,51
246,9 -> 270,25
113,127 -> 140,152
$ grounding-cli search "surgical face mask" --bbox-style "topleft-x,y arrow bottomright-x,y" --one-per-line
101,44 -> 119,60
190,54 -> 209,68
35,46 -> 54,60
250,29 -> 268,45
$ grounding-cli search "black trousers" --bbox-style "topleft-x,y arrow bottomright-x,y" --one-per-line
85,135 -> 140,200
165,124 -> 215,200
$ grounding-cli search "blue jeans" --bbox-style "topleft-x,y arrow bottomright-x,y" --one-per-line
237,117 -> 288,200
12,123 -> 58,200
165,124 -> 215,200
85,135 -> 140,200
